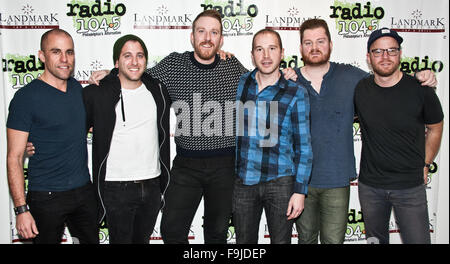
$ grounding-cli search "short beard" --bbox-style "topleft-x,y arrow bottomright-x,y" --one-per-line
301,51 -> 331,66
194,41 -> 219,62
372,61 -> 400,77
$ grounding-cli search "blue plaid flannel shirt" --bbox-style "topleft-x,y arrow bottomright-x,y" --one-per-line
235,69 -> 313,194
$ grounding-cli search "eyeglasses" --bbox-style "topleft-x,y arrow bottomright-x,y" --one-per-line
370,48 -> 401,57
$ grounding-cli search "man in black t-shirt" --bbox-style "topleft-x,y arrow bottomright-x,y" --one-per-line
354,28 -> 444,244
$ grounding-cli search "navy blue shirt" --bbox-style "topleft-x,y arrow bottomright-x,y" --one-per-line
7,78 -> 90,191
295,62 -> 368,188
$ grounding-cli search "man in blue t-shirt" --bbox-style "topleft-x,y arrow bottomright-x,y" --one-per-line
294,19 -> 437,244
6,29 -> 98,244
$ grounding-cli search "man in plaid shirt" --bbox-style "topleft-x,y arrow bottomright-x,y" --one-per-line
233,29 -> 313,244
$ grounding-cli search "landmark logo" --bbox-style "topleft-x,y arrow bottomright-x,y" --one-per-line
134,4 -> 193,30
391,9 -> 445,33
266,7 -> 320,31
0,4 -> 59,29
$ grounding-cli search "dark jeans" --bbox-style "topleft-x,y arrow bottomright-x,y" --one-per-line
26,183 -> 99,244
233,176 -> 295,244
358,181 -> 431,244
160,155 -> 235,244
295,186 -> 350,244
103,177 -> 161,244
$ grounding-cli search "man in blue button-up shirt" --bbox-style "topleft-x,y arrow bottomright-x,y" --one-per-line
233,29 -> 313,244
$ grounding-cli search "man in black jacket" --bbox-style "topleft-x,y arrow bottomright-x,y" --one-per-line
83,34 -> 170,244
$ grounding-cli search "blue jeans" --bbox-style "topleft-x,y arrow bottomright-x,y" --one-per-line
26,183 -> 99,244
232,176 -> 295,244
160,155 -> 235,244
103,177 -> 161,244
358,182 -> 431,244
295,186 -> 350,244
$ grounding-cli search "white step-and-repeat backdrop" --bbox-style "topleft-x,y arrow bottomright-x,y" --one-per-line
0,0 -> 448,244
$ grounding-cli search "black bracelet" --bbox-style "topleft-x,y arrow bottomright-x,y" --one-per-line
14,204 -> 29,215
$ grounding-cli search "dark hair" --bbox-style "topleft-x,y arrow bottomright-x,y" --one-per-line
299,18 -> 331,43
113,34 -> 148,64
252,28 -> 283,52
40,28 -> 73,51
192,9 -> 222,34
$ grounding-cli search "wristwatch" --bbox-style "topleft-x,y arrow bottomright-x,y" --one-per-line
14,204 -> 29,215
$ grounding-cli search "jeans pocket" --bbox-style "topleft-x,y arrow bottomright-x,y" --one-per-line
27,190 -> 58,203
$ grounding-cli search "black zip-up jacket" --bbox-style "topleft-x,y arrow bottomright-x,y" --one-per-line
83,68 -> 171,225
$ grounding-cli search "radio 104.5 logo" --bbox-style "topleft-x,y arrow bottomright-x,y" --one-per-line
330,1 -> 384,38
201,0 -> 258,37
66,0 -> 125,37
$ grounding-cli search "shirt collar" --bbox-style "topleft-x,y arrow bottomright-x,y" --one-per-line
250,68 -> 288,90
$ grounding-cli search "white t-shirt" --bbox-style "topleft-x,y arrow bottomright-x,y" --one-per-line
105,83 -> 161,181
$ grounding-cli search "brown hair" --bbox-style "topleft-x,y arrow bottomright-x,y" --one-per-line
299,18 -> 331,43
192,9 -> 223,34
252,28 -> 283,52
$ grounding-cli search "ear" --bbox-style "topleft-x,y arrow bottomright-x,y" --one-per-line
115,60 -> 119,68
219,35 -> 224,49
38,50 -> 45,64
281,48 -> 285,60
251,51 -> 256,68
190,32 -> 194,47
366,52 -> 372,68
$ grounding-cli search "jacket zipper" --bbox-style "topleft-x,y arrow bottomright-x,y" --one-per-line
158,83 -> 170,209
97,152 -> 109,224
96,97 -> 120,225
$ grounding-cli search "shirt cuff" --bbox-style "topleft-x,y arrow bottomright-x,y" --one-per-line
294,181 -> 308,195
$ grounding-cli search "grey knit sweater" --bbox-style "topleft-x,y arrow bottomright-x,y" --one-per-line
148,51 -> 248,157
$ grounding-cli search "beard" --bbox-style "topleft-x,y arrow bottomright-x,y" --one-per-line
301,49 -> 331,66
194,40 -> 220,61
371,59 -> 400,77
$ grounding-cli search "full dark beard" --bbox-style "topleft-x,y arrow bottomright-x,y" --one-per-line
301,50 -> 331,66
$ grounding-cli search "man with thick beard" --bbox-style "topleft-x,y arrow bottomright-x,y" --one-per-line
293,19 -> 437,244
354,28 -> 443,244
88,10 -> 297,244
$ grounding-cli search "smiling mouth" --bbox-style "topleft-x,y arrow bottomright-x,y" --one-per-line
379,61 -> 393,67
200,42 -> 214,49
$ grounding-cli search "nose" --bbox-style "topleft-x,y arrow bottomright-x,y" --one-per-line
131,55 -> 138,65
60,52 -> 68,62
381,50 -> 389,58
